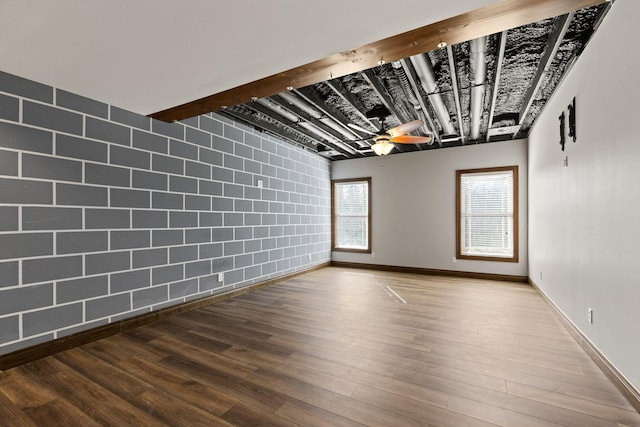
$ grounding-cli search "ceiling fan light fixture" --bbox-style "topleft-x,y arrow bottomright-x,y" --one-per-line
372,140 -> 394,156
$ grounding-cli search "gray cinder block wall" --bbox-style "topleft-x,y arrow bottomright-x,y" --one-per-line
0,71 -> 331,354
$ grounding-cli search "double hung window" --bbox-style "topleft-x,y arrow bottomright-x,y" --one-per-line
332,178 -> 371,253
456,166 -> 518,262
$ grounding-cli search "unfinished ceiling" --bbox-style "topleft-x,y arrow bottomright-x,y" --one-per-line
220,3 -> 610,160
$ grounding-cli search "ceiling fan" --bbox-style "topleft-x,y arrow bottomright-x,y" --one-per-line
348,118 -> 432,155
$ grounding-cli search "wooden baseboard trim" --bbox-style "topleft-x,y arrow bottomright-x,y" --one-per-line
0,262 -> 330,372
529,279 -> 640,413
330,261 -> 528,283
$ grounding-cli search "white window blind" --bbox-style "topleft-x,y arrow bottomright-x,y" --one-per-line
459,168 -> 515,259
333,180 -> 369,251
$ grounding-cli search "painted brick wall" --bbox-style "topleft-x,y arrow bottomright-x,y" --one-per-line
0,71 -> 331,354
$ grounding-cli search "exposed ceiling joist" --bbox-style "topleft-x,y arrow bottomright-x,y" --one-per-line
486,31 -> 508,142
361,70 -> 413,153
447,46 -> 465,143
220,106 -> 318,152
361,70 -> 409,125
288,89 -> 365,155
219,2 -> 610,160
400,59 -> 442,147
150,0 -> 607,122
517,13 -> 574,129
324,80 -> 378,132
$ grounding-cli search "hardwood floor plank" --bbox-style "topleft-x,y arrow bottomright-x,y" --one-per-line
447,395 -> 566,427
84,332 -> 168,363
504,370 -> 636,411
0,368 -> 58,409
506,381 -> 640,425
136,388 -> 234,426
0,389 -> 37,427
246,367 -> 425,427
351,383 -> 499,427
0,266 -> 636,425
346,366 -> 453,409
157,352 -> 288,412
30,368 -> 164,426
115,356 -> 238,416
221,401 -> 299,427
148,334 -> 258,378
22,398 -> 101,427
275,399 -> 369,427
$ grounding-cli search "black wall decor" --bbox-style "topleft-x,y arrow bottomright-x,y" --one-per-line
568,97 -> 577,142
559,111 -> 566,151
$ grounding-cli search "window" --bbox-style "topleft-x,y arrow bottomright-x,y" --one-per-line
332,178 -> 371,253
456,166 -> 518,262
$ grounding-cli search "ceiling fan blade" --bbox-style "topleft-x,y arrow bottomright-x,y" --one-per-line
387,120 -> 423,137
348,123 -> 376,135
390,135 -> 432,144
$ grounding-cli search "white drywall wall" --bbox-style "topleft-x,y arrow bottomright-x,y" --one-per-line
528,0 -> 640,392
332,139 -> 528,277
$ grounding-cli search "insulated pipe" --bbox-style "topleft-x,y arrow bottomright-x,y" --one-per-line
392,61 -> 431,137
410,53 -> 456,136
278,91 -> 322,119
280,91 -> 361,152
256,97 -> 357,155
298,121 -> 339,143
320,117 -> 357,140
255,93 -> 355,154
297,122 -> 357,155
470,37 -> 487,141
255,98 -> 299,123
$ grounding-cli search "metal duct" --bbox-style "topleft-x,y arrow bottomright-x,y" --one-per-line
297,122 -> 357,155
320,117 -> 357,141
298,121 -> 338,143
469,37 -> 487,141
255,97 -> 358,155
392,61 -> 431,137
280,90 -> 362,152
255,98 -> 299,123
278,91 -> 322,119
409,53 -> 456,136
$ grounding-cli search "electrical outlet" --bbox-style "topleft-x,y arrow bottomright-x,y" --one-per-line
452,257 -> 457,263
371,252 -> 375,258
308,254 -> 312,261
587,307 -> 593,324
218,272 -> 224,282
257,179 -> 263,188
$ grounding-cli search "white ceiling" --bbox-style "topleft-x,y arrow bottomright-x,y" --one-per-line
0,0 -> 494,115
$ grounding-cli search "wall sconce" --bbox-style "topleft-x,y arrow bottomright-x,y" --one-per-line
558,111 -> 566,151
568,97 -> 576,143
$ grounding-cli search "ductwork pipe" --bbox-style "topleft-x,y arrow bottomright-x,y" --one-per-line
320,117 -> 357,141
392,61 -> 431,136
258,96 -> 358,154
278,91 -> 322,119
255,98 -> 299,123
298,122 -> 357,155
298,121 -> 337,142
280,91 -> 361,151
410,54 -> 456,136
470,37 -> 487,140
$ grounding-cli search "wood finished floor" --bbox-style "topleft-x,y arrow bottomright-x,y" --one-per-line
1,267 -> 639,426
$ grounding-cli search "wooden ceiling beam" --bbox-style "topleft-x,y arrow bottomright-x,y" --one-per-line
150,0 -> 606,123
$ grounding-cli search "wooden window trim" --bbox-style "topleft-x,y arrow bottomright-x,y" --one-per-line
456,166 -> 519,263
332,177 -> 372,253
